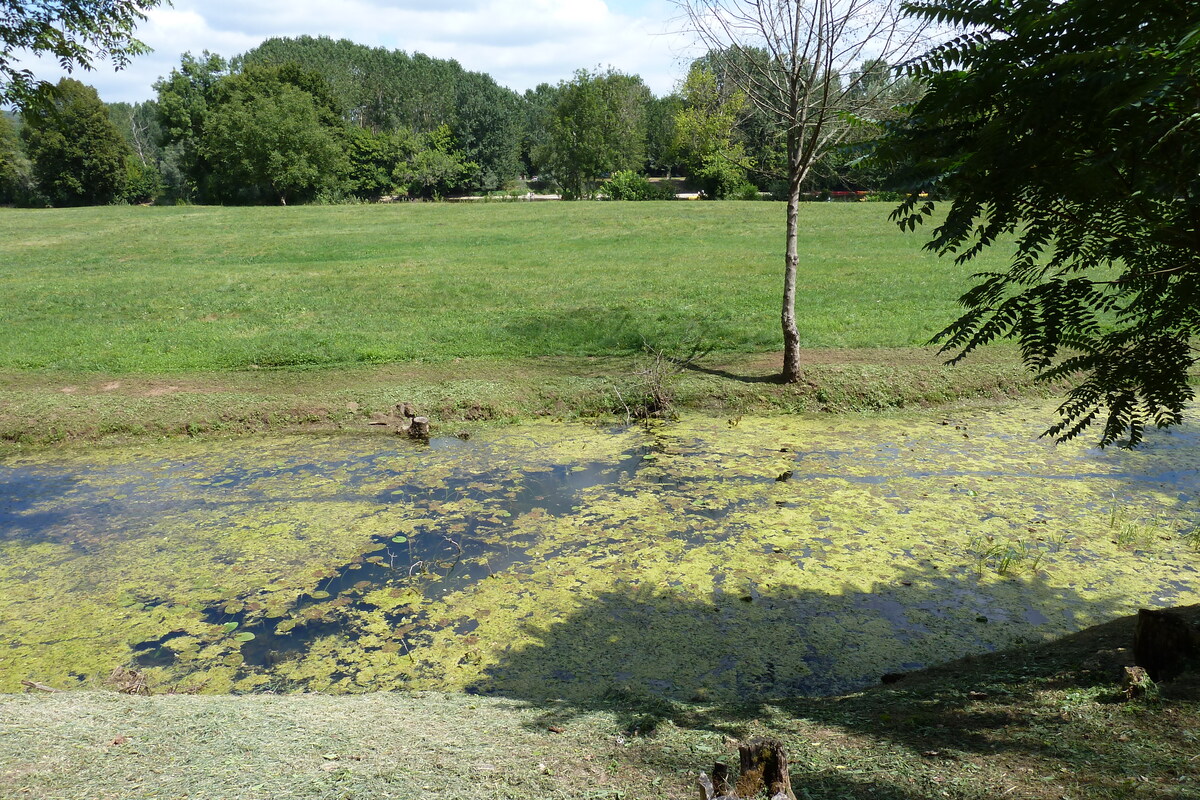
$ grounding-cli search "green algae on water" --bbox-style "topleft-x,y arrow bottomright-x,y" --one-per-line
1,405 -> 1197,701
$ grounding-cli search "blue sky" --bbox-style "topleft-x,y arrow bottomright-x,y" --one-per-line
16,0 -> 697,104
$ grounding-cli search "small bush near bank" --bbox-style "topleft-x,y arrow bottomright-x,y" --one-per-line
312,187 -> 368,205
602,170 -> 675,201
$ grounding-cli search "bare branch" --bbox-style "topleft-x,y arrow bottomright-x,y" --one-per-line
675,0 -> 937,178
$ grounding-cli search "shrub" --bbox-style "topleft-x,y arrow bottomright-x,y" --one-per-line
122,159 -> 163,204
601,170 -> 653,200
733,182 -> 762,201
647,181 -> 678,200
602,170 -> 678,201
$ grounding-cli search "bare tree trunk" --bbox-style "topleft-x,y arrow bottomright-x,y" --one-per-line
674,0 -> 937,387
781,162 -> 803,383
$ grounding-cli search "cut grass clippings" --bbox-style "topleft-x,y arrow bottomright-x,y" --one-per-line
3,605 -> 1197,800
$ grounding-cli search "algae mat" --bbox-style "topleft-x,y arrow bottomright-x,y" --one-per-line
2,406 -> 1198,701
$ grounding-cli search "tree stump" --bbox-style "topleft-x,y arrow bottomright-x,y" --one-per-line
697,762 -> 732,800
698,739 -> 797,800
1134,608 -> 1200,681
738,738 -> 798,800
407,416 -> 431,439
1121,665 -> 1154,700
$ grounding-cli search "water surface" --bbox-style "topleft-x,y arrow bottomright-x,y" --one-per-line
1,404 -> 1197,701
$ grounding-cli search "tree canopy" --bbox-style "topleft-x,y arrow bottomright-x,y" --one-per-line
238,37 -> 522,192
538,69 -> 652,199
0,0 -> 160,105
0,112 -> 30,202
880,0 -> 1200,446
202,81 -> 345,205
20,77 -> 131,205
673,62 -> 751,199
2,25 -> 930,206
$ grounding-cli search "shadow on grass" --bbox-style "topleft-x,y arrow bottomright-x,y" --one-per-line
676,359 -> 785,385
503,308 -> 653,355
502,307 -> 755,363
464,571 -> 1197,799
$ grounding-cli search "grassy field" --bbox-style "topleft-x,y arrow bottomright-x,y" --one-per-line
0,202 -> 1050,448
0,202 -> 994,372
4,606 -> 1197,800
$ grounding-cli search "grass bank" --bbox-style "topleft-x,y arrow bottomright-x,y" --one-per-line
0,203 -> 1051,449
4,606 -> 1197,800
0,347 -> 1054,453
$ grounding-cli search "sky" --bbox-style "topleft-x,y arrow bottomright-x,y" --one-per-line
16,0 -> 702,104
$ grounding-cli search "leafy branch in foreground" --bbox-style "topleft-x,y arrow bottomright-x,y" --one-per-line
0,0 -> 161,105
877,0 -> 1200,446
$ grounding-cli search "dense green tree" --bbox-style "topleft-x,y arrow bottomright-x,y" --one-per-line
215,62 -> 346,128
0,113 -> 33,203
20,78 -> 131,205
153,51 -> 229,199
343,126 -> 412,198
386,51 -> 460,134
235,36 -> 371,125
453,70 -> 521,191
688,48 -> 785,189
519,83 -> 561,177
645,93 -> 684,176
156,54 -> 349,204
0,0 -> 160,104
201,83 -> 345,205
239,37 -> 521,191
674,64 -> 751,198
539,69 -> 652,199
880,0 -> 1200,446
341,123 -> 477,200
398,124 -> 476,199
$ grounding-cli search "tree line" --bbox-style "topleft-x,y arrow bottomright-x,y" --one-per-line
0,35 -> 916,207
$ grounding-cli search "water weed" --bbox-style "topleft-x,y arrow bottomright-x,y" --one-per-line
3,406 -> 1198,699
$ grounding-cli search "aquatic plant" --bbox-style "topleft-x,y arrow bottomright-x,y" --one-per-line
2,403 -> 1198,701
1107,501 -> 1177,551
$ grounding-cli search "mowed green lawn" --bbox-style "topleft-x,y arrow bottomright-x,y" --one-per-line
0,202 -> 997,373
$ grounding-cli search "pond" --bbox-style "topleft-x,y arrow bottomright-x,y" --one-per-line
1,404 -> 1198,702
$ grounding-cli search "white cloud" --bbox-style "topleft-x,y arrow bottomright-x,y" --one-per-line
7,0 -> 704,104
